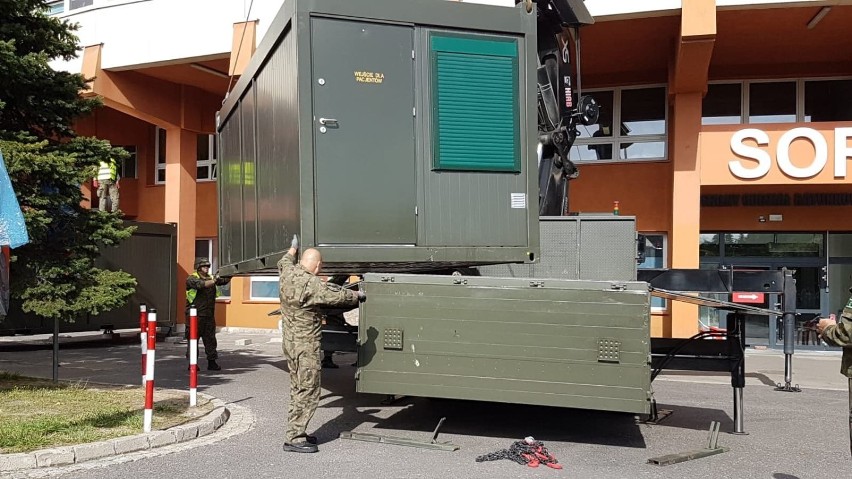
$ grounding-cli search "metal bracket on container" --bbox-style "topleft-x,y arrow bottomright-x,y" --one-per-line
529,280 -> 545,288
340,417 -> 459,452
610,283 -> 627,291
380,276 -> 395,282
647,421 -> 729,466
452,277 -> 468,285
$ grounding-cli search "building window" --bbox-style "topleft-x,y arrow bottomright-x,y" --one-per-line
249,277 -> 279,301
702,78 -> 852,126
805,79 -> 852,122
46,1 -> 64,14
638,234 -> 667,311
748,81 -> 796,124
195,238 -> 229,298
69,0 -> 94,10
197,134 -> 218,182
154,128 -> 166,184
702,83 -> 742,125
116,146 -> 137,179
156,129 -> 219,184
571,86 -> 667,163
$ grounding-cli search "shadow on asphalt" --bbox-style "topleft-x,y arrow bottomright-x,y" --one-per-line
306,353 -> 730,449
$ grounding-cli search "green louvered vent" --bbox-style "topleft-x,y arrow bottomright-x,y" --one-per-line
431,33 -> 519,172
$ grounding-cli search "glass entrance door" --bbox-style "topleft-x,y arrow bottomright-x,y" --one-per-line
773,265 -> 824,348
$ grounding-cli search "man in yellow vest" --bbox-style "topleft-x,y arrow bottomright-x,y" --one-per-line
94,158 -> 120,212
186,257 -> 231,370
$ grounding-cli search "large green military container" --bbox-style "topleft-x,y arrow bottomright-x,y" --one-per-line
217,0 -> 539,275
356,273 -> 652,414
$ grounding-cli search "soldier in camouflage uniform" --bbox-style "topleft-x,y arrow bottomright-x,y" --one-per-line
186,258 -> 231,371
817,285 -> 852,456
278,235 -> 364,453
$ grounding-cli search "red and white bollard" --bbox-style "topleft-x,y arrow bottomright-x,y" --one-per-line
143,308 -> 157,433
139,304 -> 148,387
189,307 -> 198,407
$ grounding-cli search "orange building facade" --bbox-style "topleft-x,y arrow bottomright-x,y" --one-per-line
61,0 -> 852,348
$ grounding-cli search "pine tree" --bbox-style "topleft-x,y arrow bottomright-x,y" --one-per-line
0,0 -> 136,323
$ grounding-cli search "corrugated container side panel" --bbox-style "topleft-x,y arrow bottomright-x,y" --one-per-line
219,109 -> 242,266
256,23 -> 300,258
4,223 -> 176,333
241,88 -> 258,260
358,277 -> 651,413
417,30 -> 528,248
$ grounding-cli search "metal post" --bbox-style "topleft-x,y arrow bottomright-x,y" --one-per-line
189,307 -> 198,407
140,304 -> 148,387
848,378 -> 852,457
52,317 -> 59,383
776,268 -> 801,392
727,312 -> 747,434
143,308 -> 157,432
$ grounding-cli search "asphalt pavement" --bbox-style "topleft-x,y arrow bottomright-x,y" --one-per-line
0,329 -> 850,479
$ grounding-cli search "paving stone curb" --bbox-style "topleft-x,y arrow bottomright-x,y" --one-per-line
0,391 -> 229,473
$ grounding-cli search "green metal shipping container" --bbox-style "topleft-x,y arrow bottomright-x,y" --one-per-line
356,272 -> 653,414
217,0 -> 540,275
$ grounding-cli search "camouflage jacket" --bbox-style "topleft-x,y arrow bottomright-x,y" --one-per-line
820,295 -> 852,378
186,272 -> 230,316
277,253 -> 359,339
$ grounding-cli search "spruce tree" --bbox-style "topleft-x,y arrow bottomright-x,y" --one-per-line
0,0 -> 136,324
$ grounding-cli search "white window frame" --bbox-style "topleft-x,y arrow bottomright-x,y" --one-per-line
46,1 -> 65,14
249,276 -> 279,301
154,127 -> 167,185
572,84 -> 668,164
197,134 -> 218,182
638,233 -> 668,313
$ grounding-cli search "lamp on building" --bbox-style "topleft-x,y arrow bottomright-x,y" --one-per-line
807,6 -> 831,29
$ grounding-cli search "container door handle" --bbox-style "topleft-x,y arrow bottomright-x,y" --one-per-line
319,118 -> 338,126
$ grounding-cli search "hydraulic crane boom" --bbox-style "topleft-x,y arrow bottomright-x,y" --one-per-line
518,0 -> 598,215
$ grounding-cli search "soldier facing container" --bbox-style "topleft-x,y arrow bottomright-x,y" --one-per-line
186,257 -> 231,371
278,235 -> 364,453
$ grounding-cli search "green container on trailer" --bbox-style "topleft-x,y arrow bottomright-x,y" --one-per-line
217,0 -> 540,275
356,272 -> 653,414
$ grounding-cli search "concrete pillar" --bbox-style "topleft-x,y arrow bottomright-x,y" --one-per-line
165,127 -> 197,323
667,0 -> 716,337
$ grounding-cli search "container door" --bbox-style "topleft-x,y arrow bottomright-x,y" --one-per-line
311,18 -> 416,245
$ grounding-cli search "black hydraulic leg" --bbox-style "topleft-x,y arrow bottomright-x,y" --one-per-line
776,268 -> 801,392
727,312 -> 747,434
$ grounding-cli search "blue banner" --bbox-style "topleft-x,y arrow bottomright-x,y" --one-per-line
0,150 -> 29,248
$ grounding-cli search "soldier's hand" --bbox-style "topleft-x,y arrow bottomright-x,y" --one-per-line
291,234 -> 299,251
817,315 -> 836,335
356,290 -> 367,303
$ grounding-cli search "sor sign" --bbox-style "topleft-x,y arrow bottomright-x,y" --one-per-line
729,127 -> 852,179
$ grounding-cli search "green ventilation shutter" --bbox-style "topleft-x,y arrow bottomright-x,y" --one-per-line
431,33 -> 520,172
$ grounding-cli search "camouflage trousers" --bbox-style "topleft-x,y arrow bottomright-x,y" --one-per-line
282,333 -> 321,443
185,314 -> 218,361
97,179 -> 119,212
